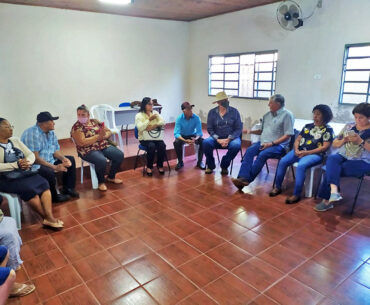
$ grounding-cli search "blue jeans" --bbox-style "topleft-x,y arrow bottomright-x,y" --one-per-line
275,150 -> 322,196
318,153 -> 370,200
203,137 -> 241,170
238,142 -> 285,183
83,146 -> 124,183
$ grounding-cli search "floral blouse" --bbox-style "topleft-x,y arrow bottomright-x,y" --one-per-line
337,123 -> 370,163
298,123 -> 334,153
71,119 -> 109,157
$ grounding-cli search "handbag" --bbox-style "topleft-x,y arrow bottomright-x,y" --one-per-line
142,126 -> 165,141
0,140 -> 39,181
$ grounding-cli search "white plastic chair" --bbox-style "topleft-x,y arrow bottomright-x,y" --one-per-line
80,159 -> 99,190
292,163 -> 322,197
182,143 -> 200,162
0,192 -> 22,230
70,138 -> 99,190
90,104 -> 124,151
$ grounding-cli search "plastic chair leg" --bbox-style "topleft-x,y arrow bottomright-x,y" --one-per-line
1,193 -> 22,230
90,164 -> 99,189
350,176 -> 364,215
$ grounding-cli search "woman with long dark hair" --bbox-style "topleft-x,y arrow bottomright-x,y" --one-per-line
135,97 -> 166,176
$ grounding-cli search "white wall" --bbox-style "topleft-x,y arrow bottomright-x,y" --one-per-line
188,0 -> 370,136
0,4 -> 189,138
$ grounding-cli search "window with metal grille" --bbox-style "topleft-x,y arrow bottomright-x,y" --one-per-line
208,51 -> 278,99
339,43 -> 370,104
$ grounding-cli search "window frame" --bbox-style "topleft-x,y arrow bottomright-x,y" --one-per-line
339,42 -> 370,105
208,50 -> 278,101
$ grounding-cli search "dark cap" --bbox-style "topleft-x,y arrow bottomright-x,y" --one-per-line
181,102 -> 194,110
37,112 -> 59,123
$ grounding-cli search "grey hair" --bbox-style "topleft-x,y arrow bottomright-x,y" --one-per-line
270,94 -> 285,107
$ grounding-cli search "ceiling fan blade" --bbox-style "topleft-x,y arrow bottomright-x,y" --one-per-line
289,4 -> 299,16
279,4 -> 288,14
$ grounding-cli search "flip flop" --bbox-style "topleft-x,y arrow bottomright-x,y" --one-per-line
9,283 -> 35,297
42,219 -> 64,229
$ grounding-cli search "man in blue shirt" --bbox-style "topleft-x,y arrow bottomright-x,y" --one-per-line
204,91 -> 242,175
173,102 -> 205,170
232,94 -> 295,190
21,112 -> 78,203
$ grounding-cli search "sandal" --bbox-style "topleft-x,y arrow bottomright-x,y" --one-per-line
107,178 -> 123,184
98,183 -> 107,191
9,283 -> 35,297
42,219 -> 64,229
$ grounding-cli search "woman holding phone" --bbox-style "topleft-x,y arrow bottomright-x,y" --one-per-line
135,97 -> 166,176
71,105 -> 124,191
315,103 -> 370,211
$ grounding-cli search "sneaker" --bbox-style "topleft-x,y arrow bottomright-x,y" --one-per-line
231,178 -> 249,190
329,193 -> 343,203
221,168 -> 228,176
314,201 -> 334,212
175,162 -> 184,171
205,168 -> 213,174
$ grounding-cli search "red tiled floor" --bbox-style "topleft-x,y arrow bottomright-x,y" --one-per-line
86,267 -> 139,304
203,272 -> 259,305
144,270 -> 197,305
233,257 -> 284,292
8,157 -> 370,304
206,242 -> 251,270
178,255 -> 226,287
124,253 -> 173,284
157,240 -> 201,267
265,276 -> 324,305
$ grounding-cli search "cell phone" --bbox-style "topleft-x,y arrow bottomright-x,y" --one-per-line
347,130 -> 355,136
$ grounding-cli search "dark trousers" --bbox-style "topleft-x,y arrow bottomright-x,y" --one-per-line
83,146 -> 124,184
318,153 -> 370,200
140,140 -> 166,169
173,135 -> 203,163
38,155 -> 76,200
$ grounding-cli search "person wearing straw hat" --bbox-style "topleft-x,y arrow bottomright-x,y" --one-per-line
203,91 -> 242,175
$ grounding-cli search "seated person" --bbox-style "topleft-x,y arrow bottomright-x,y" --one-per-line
315,103 -> 370,211
232,94 -> 294,190
0,118 -> 63,229
174,102 -> 205,170
21,112 -> 78,203
203,91 -> 242,175
0,246 -> 34,301
71,105 -> 124,191
135,97 -> 166,176
270,105 -> 334,204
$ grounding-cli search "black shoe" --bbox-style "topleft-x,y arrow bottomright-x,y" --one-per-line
285,195 -> 301,204
146,169 -> 153,177
269,188 -> 282,197
221,168 -> 228,176
196,161 -> 206,170
53,193 -> 70,203
62,188 -> 79,198
175,162 -> 184,171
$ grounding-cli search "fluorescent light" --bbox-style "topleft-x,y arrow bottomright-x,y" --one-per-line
99,0 -> 132,5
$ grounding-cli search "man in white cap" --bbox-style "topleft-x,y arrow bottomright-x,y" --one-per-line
203,91 -> 242,175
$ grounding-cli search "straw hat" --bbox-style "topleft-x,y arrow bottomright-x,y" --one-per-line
212,91 -> 231,104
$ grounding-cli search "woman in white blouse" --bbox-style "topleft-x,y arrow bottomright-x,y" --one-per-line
135,97 -> 166,176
